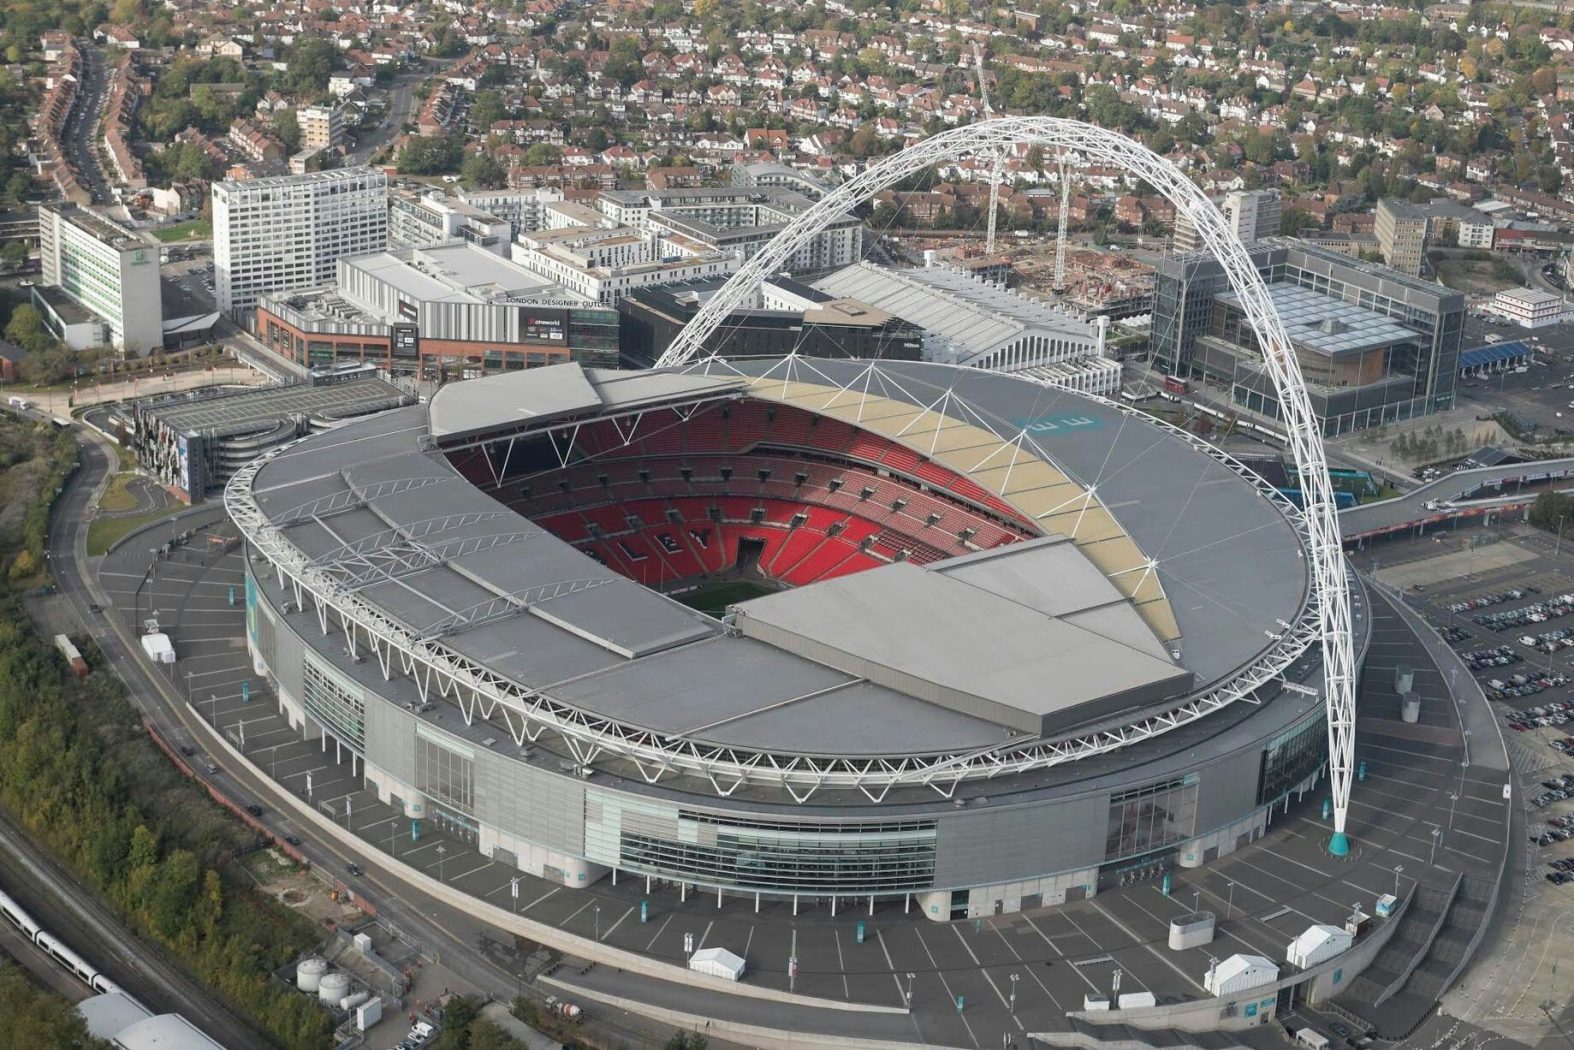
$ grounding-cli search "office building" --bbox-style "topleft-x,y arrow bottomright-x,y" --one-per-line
1375,199 -> 1429,277
35,202 -> 162,354
617,278 -> 925,368
1174,189 -> 1282,252
1491,286 -> 1566,328
1221,189 -> 1283,244
297,104 -> 344,152
213,167 -> 388,317
1151,238 -> 1465,434
256,242 -> 620,379
510,224 -> 737,306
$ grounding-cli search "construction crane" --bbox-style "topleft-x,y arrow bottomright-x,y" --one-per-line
971,42 -> 1004,256
1053,150 -> 1071,292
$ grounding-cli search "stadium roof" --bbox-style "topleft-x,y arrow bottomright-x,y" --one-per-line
245,360 -> 1308,769
733,543 -> 1193,736
812,262 -> 1099,362
428,366 -> 746,441
137,374 -> 411,437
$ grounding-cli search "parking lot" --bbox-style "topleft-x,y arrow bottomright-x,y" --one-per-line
1456,317 -> 1574,436
1366,521 -> 1574,1041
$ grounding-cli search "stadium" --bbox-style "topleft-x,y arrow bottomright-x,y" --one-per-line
230,354 -> 1365,920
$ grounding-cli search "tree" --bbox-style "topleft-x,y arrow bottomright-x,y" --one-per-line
397,135 -> 462,175
275,108 -> 301,152
0,963 -> 103,1046
604,38 -> 644,87
4,303 -> 53,355
1530,490 -> 1574,534
471,89 -> 505,133
286,37 -> 336,98
666,1033 -> 710,1050
461,153 -> 505,190
522,142 -> 563,167
1,241 -> 28,269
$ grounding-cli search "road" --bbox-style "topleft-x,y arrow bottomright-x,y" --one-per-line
347,72 -> 421,165
35,428 -> 274,1048
46,420 -> 677,1049
65,40 -> 110,205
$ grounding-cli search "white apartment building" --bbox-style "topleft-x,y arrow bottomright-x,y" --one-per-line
388,191 -> 511,255
213,167 -> 388,316
456,187 -> 564,238
1492,286 -> 1566,328
511,225 -> 737,305
298,104 -> 344,152
597,187 -> 863,272
36,202 -> 163,354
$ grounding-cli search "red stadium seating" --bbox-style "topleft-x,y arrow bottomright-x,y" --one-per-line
458,395 -> 1050,592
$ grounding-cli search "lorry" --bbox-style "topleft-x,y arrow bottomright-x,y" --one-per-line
53,634 -> 89,677
1295,1030 -> 1331,1050
545,996 -> 583,1022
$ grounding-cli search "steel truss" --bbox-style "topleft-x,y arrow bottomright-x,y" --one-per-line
652,118 -> 1357,849
227,410 -> 1324,803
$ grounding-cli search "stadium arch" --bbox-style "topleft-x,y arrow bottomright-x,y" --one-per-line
654,116 -> 1359,856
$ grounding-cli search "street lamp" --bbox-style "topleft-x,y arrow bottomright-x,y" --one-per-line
1393,864 -> 1404,898
1447,792 -> 1459,833
436,844 -> 447,882
594,904 -> 601,941
1009,972 -> 1019,1014
1429,827 -> 1441,866
905,972 -> 916,1008
1226,880 -> 1236,920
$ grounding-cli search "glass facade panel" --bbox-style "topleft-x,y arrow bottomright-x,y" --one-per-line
1257,712 -> 1327,804
301,653 -> 365,750
584,795 -> 936,894
1104,774 -> 1199,861
415,729 -> 475,814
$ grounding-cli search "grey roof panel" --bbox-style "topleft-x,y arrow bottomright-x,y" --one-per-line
428,364 -> 603,439
732,561 -> 1193,736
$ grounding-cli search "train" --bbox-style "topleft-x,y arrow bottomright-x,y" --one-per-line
0,887 -> 133,999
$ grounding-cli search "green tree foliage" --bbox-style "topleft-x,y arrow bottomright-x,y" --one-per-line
460,152 -> 505,190
522,142 -> 563,167
0,961 -> 107,1047
427,996 -> 525,1049
1530,490 -> 1574,533
0,422 -> 332,1048
470,89 -> 505,134
604,37 -> 644,87
285,36 -> 337,99
397,134 -> 463,175
1,241 -> 28,269
274,108 -> 301,152
5,303 -> 55,355
665,1032 -> 710,1050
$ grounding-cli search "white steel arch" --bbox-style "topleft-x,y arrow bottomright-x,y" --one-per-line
655,117 -> 1358,855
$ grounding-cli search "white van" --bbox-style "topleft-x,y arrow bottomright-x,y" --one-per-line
1296,1029 -> 1331,1050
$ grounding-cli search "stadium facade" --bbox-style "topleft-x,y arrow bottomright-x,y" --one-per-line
232,358 -> 1365,920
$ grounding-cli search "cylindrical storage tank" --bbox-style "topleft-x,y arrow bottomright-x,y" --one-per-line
296,957 -> 328,993
1401,691 -> 1421,724
340,991 -> 370,1012
1394,665 -> 1414,693
317,970 -> 351,1006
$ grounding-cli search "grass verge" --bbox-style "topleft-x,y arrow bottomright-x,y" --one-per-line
87,505 -> 185,557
